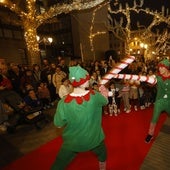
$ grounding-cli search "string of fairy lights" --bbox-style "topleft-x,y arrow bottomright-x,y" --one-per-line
36,0 -> 106,27
0,0 -> 170,63
0,0 -> 106,64
107,0 -> 170,56
154,30 -> 170,55
89,1 -> 109,53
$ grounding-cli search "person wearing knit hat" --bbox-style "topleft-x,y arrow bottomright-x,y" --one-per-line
158,58 -> 170,69
69,65 -> 90,87
51,65 -> 108,170
145,58 -> 170,143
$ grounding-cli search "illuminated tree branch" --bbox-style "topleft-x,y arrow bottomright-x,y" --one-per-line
0,0 -> 106,65
107,0 -> 170,55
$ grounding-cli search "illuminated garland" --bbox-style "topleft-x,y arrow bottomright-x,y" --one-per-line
107,0 -> 170,56
0,0 -> 169,63
154,30 -> 170,55
0,0 -> 106,65
0,0 -> 26,17
89,1 -> 109,55
36,0 -> 106,27
89,0 -> 170,57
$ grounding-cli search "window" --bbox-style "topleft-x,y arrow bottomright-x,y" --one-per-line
3,29 -> 13,38
13,30 -> 23,40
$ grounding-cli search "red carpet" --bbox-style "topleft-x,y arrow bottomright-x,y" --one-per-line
2,106 -> 167,170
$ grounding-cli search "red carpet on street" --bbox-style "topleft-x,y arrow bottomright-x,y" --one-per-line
2,106 -> 167,170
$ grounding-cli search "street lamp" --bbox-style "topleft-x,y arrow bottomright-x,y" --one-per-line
36,36 -> 53,44
36,36 -> 53,58
140,43 -> 148,49
47,37 -> 53,43
140,42 -> 148,59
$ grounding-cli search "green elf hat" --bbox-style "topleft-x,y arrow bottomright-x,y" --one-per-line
69,65 -> 90,87
158,59 -> 170,69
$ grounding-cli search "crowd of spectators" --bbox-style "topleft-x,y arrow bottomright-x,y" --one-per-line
0,55 -> 160,133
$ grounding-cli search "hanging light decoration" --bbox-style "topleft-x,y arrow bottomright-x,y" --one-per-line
89,1 -> 109,53
0,0 -> 169,63
107,0 -> 170,56
0,0 -> 106,65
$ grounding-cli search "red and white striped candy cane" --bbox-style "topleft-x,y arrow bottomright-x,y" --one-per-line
99,55 -> 135,85
110,73 -> 157,85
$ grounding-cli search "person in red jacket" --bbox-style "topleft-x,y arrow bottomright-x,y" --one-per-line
0,74 -> 13,91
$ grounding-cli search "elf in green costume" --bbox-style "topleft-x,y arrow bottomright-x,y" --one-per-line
51,65 -> 108,170
145,59 -> 170,143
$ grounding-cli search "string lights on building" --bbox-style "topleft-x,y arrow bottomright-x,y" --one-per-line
89,1 -> 109,53
0,0 -> 169,63
0,0 -> 106,64
106,0 -> 170,57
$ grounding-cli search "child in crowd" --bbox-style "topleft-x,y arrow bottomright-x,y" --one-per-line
22,83 -> 34,97
138,82 -> 146,110
114,80 -> 122,113
92,82 -> 99,92
37,82 -> 51,109
129,79 -> 140,111
0,100 -> 13,133
107,81 -> 121,116
24,89 -> 42,109
89,71 -> 98,88
52,65 -> 67,98
58,78 -> 73,98
120,79 -> 131,113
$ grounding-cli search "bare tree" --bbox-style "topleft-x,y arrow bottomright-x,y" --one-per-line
106,0 -> 170,56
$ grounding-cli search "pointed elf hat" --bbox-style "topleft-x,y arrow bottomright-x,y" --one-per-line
158,59 -> 170,69
69,65 -> 90,87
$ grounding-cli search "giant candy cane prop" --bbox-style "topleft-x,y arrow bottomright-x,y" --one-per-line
98,56 -> 157,97
99,55 -> 135,85
108,73 -> 157,85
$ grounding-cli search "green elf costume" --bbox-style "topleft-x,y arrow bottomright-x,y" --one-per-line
145,59 -> 170,143
51,65 -> 108,170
